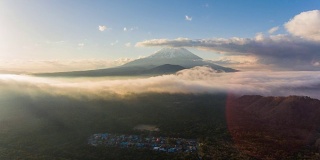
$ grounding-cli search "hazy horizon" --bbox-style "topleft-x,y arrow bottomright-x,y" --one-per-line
1,1 -> 320,159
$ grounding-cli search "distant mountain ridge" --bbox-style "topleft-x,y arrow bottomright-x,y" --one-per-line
232,95 -> 320,127
36,48 -> 236,77
227,95 -> 320,159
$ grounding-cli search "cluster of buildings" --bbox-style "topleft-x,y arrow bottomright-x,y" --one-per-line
88,133 -> 198,153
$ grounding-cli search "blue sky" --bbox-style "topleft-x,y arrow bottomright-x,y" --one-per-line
0,0 -> 319,71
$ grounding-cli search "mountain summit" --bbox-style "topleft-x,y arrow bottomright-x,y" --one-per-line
122,48 -> 235,72
36,48 -> 236,77
146,48 -> 202,60
122,47 -> 203,68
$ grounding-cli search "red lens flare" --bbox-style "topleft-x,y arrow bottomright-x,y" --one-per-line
226,94 -> 320,159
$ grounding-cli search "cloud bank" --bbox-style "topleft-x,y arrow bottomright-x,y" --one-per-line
136,35 -> 320,70
285,10 -> 320,41
1,66 -> 320,100
136,10 -> 320,71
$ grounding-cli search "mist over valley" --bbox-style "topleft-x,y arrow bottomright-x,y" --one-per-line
1,1 -> 320,159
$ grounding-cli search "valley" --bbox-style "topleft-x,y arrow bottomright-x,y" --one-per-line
0,92 -> 319,159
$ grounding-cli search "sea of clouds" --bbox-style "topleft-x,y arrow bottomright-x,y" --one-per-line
1,66 -> 319,100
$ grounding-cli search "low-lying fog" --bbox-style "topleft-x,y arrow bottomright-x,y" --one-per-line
1,66 -> 319,100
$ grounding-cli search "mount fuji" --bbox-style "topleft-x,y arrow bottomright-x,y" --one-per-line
37,48 -> 236,77
122,48 -> 236,71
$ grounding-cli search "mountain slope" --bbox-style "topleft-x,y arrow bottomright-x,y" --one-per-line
36,48 -> 236,77
122,48 -> 236,72
36,64 -> 186,77
231,95 -> 320,125
36,66 -> 148,77
227,95 -> 320,159
141,64 -> 185,75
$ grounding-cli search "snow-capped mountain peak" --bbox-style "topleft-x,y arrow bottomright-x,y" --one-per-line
121,47 -> 236,72
147,48 -> 202,60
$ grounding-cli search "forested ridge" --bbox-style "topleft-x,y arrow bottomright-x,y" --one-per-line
0,93 -> 319,159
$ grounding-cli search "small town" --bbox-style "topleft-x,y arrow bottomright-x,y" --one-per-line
88,133 -> 198,153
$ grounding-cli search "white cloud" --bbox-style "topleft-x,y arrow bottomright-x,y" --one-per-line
98,25 -> 109,31
210,55 -> 257,65
110,40 -> 119,46
268,26 -> 279,34
209,56 -> 265,71
78,43 -> 84,47
285,10 -> 320,41
130,27 -> 138,31
125,42 -> 131,47
123,27 -> 138,32
255,32 -> 264,41
185,15 -> 192,21
1,67 -> 320,100
312,61 -> 320,66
